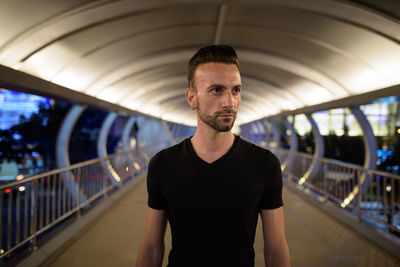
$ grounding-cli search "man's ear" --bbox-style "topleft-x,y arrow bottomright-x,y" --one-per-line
186,88 -> 197,110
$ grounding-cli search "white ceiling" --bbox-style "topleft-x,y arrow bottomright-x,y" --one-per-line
0,0 -> 399,126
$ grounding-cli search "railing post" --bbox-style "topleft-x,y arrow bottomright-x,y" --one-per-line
30,180 -> 38,251
357,169 -> 362,222
323,162 -> 328,202
76,168 -> 81,219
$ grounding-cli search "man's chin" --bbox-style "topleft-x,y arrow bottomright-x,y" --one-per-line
215,121 -> 235,132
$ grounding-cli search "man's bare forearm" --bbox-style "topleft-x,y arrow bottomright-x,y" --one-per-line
264,244 -> 291,267
136,243 -> 165,267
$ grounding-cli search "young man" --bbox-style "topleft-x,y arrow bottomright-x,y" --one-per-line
136,45 -> 290,267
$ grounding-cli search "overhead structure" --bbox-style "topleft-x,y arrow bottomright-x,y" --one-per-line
97,112 -> 122,185
0,0 -> 399,126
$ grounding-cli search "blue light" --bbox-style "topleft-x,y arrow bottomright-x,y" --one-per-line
0,89 -> 51,130
377,149 -> 394,158
393,166 -> 399,171
12,133 -> 22,140
31,152 -> 39,157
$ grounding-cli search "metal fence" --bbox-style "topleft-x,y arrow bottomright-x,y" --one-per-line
0,143 -> 167,261
272,147 -> 400,234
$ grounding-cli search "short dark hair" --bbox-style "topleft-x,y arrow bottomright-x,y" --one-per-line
187,45 -> 239,88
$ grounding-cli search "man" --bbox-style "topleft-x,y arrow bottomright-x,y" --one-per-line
136,45 -> 290,267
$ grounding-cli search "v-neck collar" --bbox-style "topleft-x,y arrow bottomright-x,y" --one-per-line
185,134 -> 240,167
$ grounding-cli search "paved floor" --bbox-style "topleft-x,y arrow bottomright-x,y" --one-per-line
43,176 -> 400,267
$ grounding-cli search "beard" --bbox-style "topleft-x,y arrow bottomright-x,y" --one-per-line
197,101 -> 237,132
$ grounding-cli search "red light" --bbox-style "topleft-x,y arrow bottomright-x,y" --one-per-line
5,189 -> 11,194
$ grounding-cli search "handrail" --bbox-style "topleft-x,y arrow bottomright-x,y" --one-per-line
269,145 -> 400,235
0,142 -> 169,261
274,147 -> 400,179
0,151 -> 131,190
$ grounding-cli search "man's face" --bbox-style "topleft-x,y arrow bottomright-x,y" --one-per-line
188,63 -> 241,132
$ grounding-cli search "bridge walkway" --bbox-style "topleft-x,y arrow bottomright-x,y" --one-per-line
42,176 -> 400,267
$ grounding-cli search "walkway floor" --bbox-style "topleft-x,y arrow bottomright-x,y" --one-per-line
43,177 -> 400,267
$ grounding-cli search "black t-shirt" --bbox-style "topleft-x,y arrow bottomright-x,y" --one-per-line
147,135 -> 283,267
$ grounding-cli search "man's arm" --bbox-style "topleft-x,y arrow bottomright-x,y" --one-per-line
136,207 -> 168,267
260,207 -> 290,267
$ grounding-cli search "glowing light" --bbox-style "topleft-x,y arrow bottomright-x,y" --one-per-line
52,69 -> 91,91
341,186 -> 359,208
0,249 -> 4,254
5,189 -> 11,194
291,83 -> 332,105
19,186 -> 26,192
97,88 -> 122,103
125,167 -> 129,172
386,186 -> 392,192
16,174 -> 24,181
298,177 -> 306,185
133,162 -> 141,170
397,129 -> 400,134
12,62 -> 23,70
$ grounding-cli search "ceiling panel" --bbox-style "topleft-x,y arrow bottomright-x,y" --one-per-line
0,0 -> 399,126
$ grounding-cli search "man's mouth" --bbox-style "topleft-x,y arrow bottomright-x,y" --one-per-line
218,113 -> 234,118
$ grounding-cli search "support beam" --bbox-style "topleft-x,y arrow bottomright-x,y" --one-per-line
254,121 -> 264,145
350,107 -> 378,170
214,4 -> 228,45
122,117 -> 137,175
282,118 -> 298,171
162,121 -> 176,145
298,113 -> 325,185
56,105 -> 86,168
307,113 -> 325,159
283,118 -> 298,152
341,106 -> 377,207
97,112 -> 121,185
261,120 -> 271,147
269,119 -> 281,151
56,104 -> 87,203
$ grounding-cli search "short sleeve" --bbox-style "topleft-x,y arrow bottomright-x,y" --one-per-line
147,153 -> 168,210
258,151 -> 283,210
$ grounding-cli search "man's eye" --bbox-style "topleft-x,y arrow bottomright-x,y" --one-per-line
211,88 -> 221,93
233,88 -> 241,94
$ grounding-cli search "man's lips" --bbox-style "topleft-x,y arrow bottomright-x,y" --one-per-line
218,114 -> 234,118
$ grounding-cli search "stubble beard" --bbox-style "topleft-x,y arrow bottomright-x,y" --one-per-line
196,101 -> 237,132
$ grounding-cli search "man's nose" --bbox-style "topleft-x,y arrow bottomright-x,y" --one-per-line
222,91 -> 235,108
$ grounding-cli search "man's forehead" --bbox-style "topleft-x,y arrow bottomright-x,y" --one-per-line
194,63 -> 241,82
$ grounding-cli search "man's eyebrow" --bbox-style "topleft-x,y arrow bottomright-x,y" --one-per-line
207,84 -> 226,89
207,84 -> 242,89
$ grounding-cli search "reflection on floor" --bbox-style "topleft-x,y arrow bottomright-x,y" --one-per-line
43,176 -> 400,267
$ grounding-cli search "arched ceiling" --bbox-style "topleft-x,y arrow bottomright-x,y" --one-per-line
0,0 -> 399,126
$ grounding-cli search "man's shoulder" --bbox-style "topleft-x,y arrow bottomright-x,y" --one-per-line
149,138 -> 188,167
236,136 -> 281,169
238,136 -> 273,158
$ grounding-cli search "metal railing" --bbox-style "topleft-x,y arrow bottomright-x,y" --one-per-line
270,147 -> 400,234
0,143 -> 168,261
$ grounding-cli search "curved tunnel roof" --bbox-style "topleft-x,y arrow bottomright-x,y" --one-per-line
0,0 -> 399,126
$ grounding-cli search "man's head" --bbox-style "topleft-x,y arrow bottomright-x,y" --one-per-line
186,45 -> 241,132
187,45 -> 240,89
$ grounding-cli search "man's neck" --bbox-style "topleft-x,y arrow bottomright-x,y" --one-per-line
190,122 -> 235,164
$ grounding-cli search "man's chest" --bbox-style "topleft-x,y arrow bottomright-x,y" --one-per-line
160,163 -> 264,220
